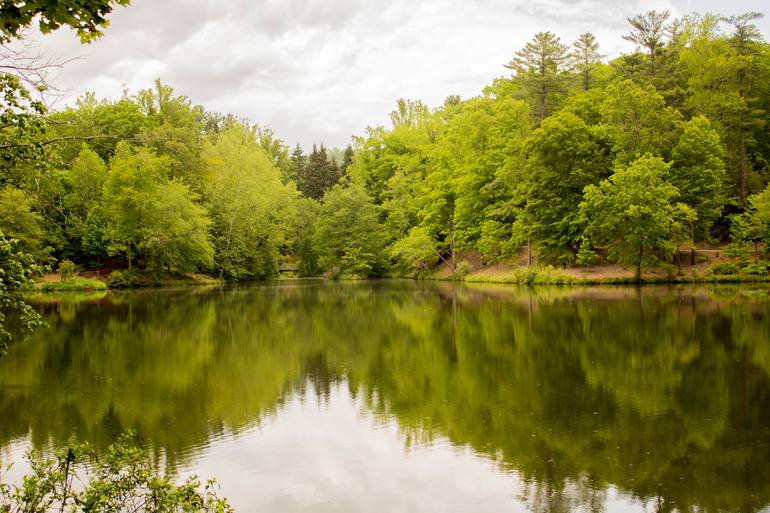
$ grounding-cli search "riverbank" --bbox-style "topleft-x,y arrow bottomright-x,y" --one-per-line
423,254 -> 770,285
33,270 -> 223,291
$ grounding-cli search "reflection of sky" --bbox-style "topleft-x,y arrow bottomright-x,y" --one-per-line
0,380 -> 696,512
169,382 -> 639,513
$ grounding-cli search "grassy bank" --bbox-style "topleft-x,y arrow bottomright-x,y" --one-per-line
425,258 -> 770,286
32,270 -> 223,292
36,277 -> 108,291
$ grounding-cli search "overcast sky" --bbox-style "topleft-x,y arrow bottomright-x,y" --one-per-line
26,0 -> 770,149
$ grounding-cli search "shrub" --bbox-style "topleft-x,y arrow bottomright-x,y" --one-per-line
741,261 -> 770,276
107,269 -> 141,289
707,262 -> 740,276
0,431 -> 232,513
452,260 -> 473,279
56,259 -> 76,281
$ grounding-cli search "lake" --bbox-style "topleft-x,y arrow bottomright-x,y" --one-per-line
1,280 -> 770,512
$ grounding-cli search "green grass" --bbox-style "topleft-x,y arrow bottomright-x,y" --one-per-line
37,277 -> 108,291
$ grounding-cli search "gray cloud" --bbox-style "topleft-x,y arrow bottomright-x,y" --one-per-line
25,0 -> 770,149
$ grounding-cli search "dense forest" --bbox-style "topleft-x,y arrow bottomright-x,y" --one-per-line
2,8 -> 770,296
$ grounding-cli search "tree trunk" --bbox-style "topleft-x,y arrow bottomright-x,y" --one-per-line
691,248 -> 696,266
676,246 -> 681,275
527,239 -> 532,266
739,133 -> 747,207
449,206 -> 456,271
636,244 -> 643,283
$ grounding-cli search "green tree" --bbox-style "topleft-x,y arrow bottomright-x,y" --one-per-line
102,143 -> 168,268
102,142 -> 213,275
599,80 -> 682,165
0,231 -> 43,353
579,155 -> 679,280
505,31 -> 570,119
670,116 -> 727,238
521,111 -> 613,263
389,226 -> 439,273
288,143 -> 306,185
312,185 -> 386,277
739,183 -> 770,255
297,144 -> 340,199
202,125 -> 296,279
139,180 -> 214,278
622,10 -> 671,65
0,186 -> 46,260
571,32 -> 603,91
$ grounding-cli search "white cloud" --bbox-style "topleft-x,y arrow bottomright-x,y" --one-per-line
22,0 -> 770,148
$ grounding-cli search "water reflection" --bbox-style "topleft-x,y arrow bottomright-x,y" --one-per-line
1,281 -> 770,512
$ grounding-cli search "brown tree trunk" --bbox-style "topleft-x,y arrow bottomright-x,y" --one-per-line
527,239 -> 532,266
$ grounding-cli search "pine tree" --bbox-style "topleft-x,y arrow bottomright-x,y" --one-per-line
505,31 -> 570,120
571,32 -> 603,91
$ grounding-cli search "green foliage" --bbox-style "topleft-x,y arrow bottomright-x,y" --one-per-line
107,269 -> 140,289
202,126 -> 296,280
102,143 -> 213,274
744,184 -> 770,253
0,186 -> 47,261
599,80 -> 682,164
56,260 -> 76,281
389,226 -> 438,274
0,231 -> 43,352
0,0 -> 130,43
297,144 -> 341,200
313,185 -> 386,277
580,155 -> 679,280
505,31 -> 570,119
670,116 -> 727,237
40,277 -> 107,291
0,74 -> 46,181
706,262 -> 741,276
0,431 -> 231,512
521,110 -> 613,263
741,261 -> 770,275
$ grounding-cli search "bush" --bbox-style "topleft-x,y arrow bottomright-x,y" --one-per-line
707,262 -> 740,276
451,260 -> 473,279
56,259 -> 76,281
107,269 -> 141,289
0,431 -> 232,513
741,261 -> 770,276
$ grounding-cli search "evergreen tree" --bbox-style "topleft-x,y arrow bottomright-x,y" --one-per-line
571,32 -> 603,91
505,31 -> 570,120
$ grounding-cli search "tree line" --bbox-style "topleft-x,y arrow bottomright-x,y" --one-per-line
338,11 -> 770,280
2,8 -> 770,302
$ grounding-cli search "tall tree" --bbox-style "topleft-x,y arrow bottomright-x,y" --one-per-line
521,111 -> 613,263
670,116 -> 727,239
312,185 -> 386,277
571,32 -> 603,91
579,155 -> 679,281
202,125 -> 296,280
725,11 -> 765,206
297,144 -> 340,200
622,10 -> 671,64
505,31 -> 569,120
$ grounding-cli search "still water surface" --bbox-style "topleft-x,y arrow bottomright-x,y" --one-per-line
1,281 -> 770,512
